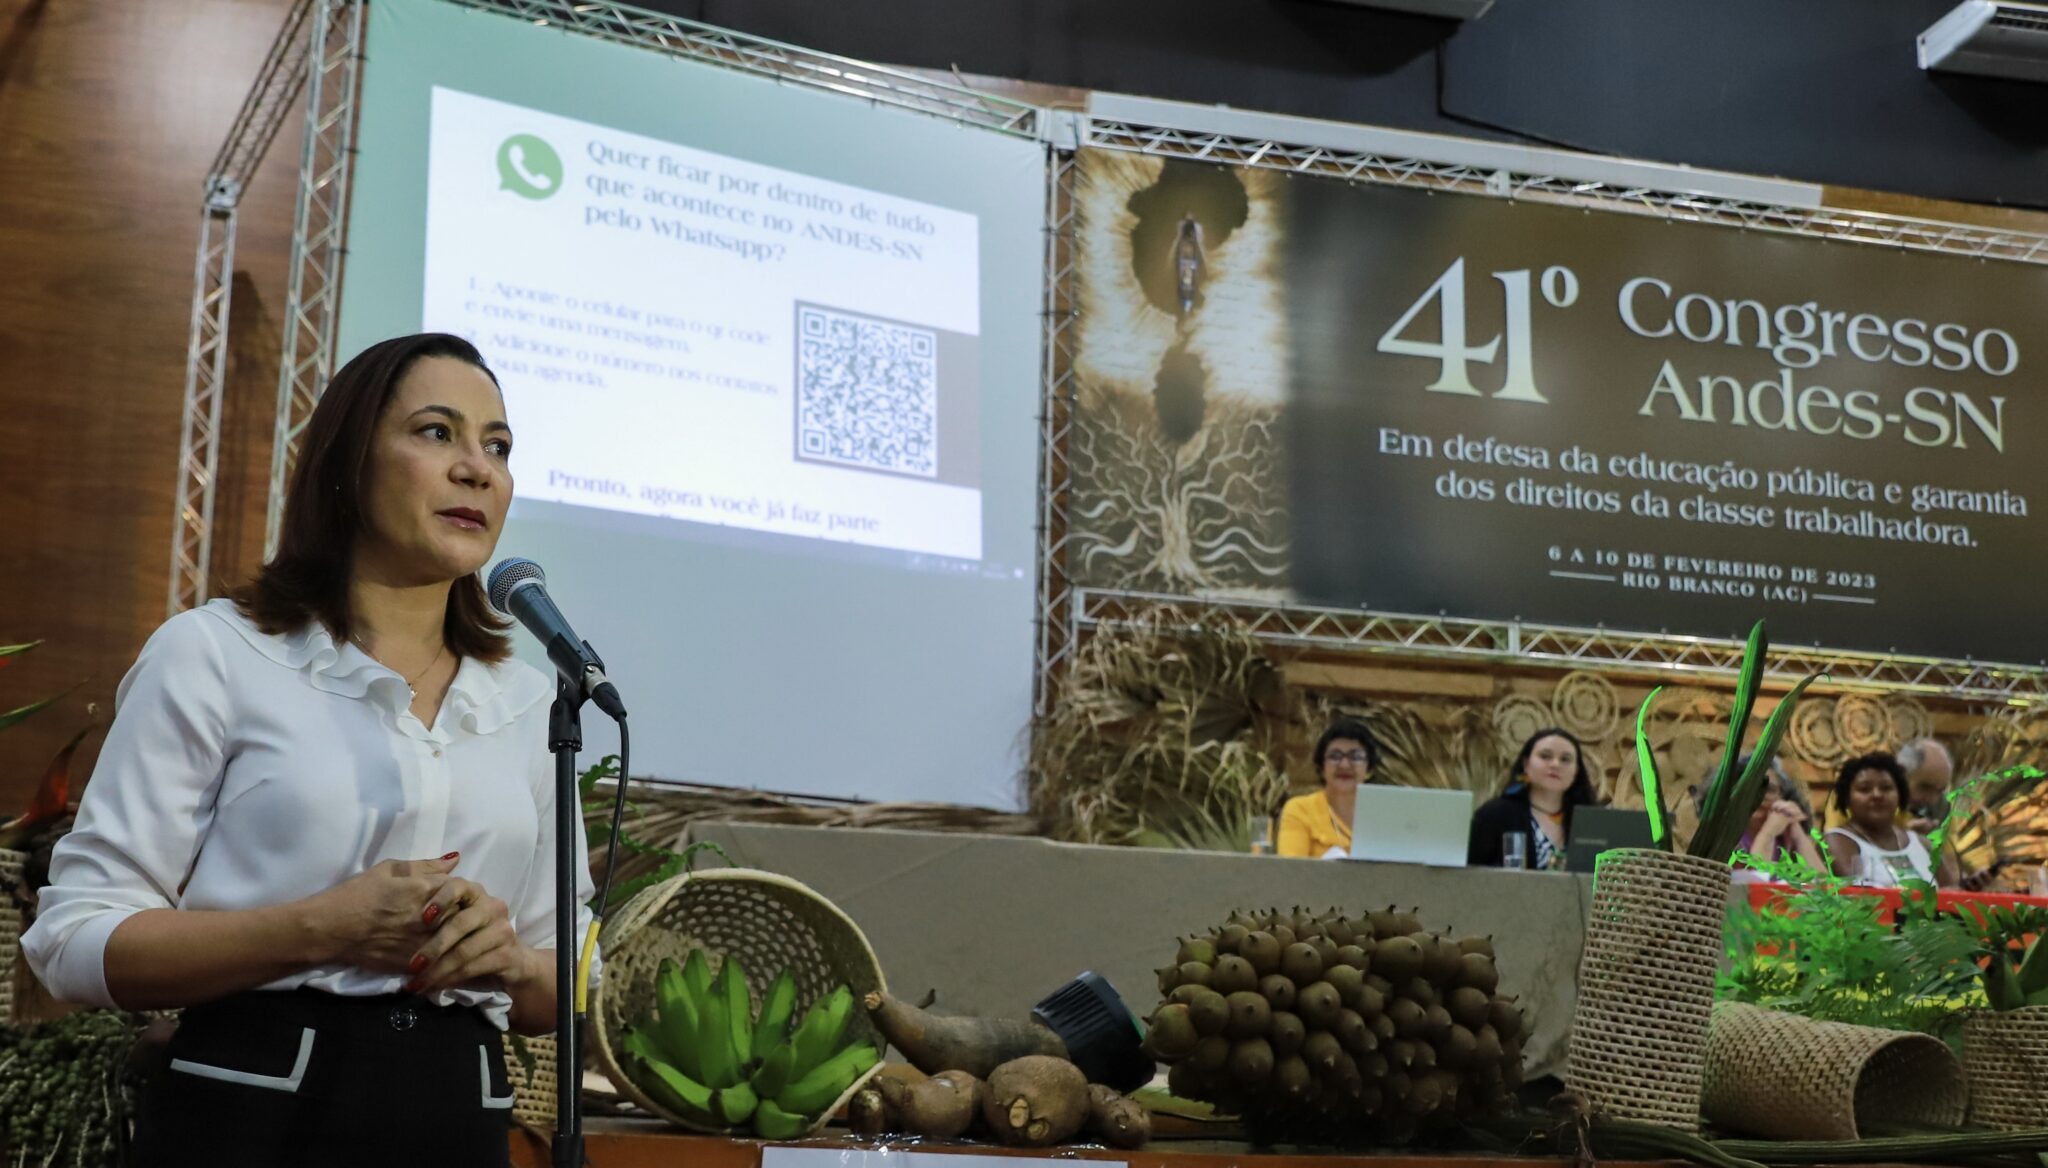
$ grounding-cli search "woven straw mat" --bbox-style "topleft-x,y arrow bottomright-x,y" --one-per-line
0,850 -> 25,1026
1964,1006 -> 2048,1129
590,868 -> 887,1136
1565,848 -> 1728,1132
1703,1002 -> 1966,1139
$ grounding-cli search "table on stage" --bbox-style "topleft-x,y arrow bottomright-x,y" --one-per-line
525,827 -> 2046,1168
679,822 -> 1600,1080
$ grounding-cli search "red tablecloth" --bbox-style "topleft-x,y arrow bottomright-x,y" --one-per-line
1745,881 -> 2048,922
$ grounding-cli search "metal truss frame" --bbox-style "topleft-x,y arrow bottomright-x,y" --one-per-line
173,0 -> 1041,611
1082,119 -> 2048,265
440,0 -> 1040,139
1032,150 -> 1081,717
264,0 -> 367,561
169,0 -> 323,616
1070,589 -> 2048,703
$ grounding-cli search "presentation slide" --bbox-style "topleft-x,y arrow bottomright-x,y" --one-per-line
422,88 -> 987,563
338,0 -> 1047,807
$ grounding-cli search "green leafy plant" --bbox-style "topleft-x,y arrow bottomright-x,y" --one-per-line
578,753 -> 697,912
1943,898 -> 2048,1010
1633,620 -> 1822,860
1719,849 -> 1979,1036
1721,817 -> 2048,1039
1888,878 -> 1991,1006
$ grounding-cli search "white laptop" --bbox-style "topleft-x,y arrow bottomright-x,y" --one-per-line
1348,786 -> 1474,867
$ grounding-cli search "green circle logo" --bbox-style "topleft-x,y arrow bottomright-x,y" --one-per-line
496,133 -> 563,200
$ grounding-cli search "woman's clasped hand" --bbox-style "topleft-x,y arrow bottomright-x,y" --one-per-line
305,852 -> 538,993
407,872 -> 539,995
304,854 -> 463,976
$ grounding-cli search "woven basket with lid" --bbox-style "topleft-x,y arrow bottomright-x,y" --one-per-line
590,867 -> 887,1136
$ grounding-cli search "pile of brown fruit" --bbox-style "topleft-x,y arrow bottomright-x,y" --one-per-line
1143,906 -> 1524,1141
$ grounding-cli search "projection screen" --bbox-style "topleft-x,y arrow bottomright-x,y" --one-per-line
337,0 -> 1048,806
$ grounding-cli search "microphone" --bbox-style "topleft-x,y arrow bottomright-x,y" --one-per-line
487,557 -> 627,720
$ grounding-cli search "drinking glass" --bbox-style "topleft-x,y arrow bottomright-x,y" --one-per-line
1248,814 -> 1273,856
1502,833 -> 1530,870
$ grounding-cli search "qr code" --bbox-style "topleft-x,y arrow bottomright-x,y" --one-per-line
795,305 -> 938,479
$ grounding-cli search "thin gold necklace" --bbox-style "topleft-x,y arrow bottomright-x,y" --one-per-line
353,634 -> 446,695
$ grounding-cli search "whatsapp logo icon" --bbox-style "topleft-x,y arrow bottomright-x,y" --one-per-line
496,133 -> 562,200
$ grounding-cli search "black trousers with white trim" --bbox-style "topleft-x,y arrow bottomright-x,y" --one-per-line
130,988 -> 516,1167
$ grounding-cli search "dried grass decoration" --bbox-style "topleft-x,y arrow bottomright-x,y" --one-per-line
1349,701 -> 1507,800
1936,750 -> 2048,892
1029,615 -> 1291,849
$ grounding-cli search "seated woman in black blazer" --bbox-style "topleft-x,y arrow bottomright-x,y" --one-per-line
1468,727 -> 1602,869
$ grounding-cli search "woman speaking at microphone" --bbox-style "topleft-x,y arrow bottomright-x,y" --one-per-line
24,333 -> 596,1166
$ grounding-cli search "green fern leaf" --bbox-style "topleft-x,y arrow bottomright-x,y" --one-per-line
602,854 -> 688,911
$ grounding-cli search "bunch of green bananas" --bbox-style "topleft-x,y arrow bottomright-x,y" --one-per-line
622,949 -> 879,1140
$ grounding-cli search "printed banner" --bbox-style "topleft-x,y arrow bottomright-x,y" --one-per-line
1070,150 -> 2048,663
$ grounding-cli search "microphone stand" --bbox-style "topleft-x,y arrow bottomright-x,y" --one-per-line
548,671 -> 586,1168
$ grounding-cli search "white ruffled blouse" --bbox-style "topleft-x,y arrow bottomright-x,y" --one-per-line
23,599 -> 596,1030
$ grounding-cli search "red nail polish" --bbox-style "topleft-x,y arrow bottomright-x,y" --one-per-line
408,953 -> 427,975
423,904 -> 441,926
441,851 -> 460,861
404,978 -> 423,994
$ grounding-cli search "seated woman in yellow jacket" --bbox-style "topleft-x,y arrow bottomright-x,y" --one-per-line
1277,718 -> 1378,859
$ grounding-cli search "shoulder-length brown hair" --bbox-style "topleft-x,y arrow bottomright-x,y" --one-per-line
232,333 -> 511,662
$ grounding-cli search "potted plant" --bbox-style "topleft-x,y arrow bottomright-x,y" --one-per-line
1565,620 -> 1819,1130
1951,898 -> 2048,1128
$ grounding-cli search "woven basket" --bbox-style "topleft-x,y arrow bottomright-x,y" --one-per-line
1963,1006 -> 2048,1129
1702,1002 -> 1967,1139
589,868 -> 887,1136
506,1032 -> 559,1133
0,849 -> 25,1026
1565,848 -> 1728,1131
